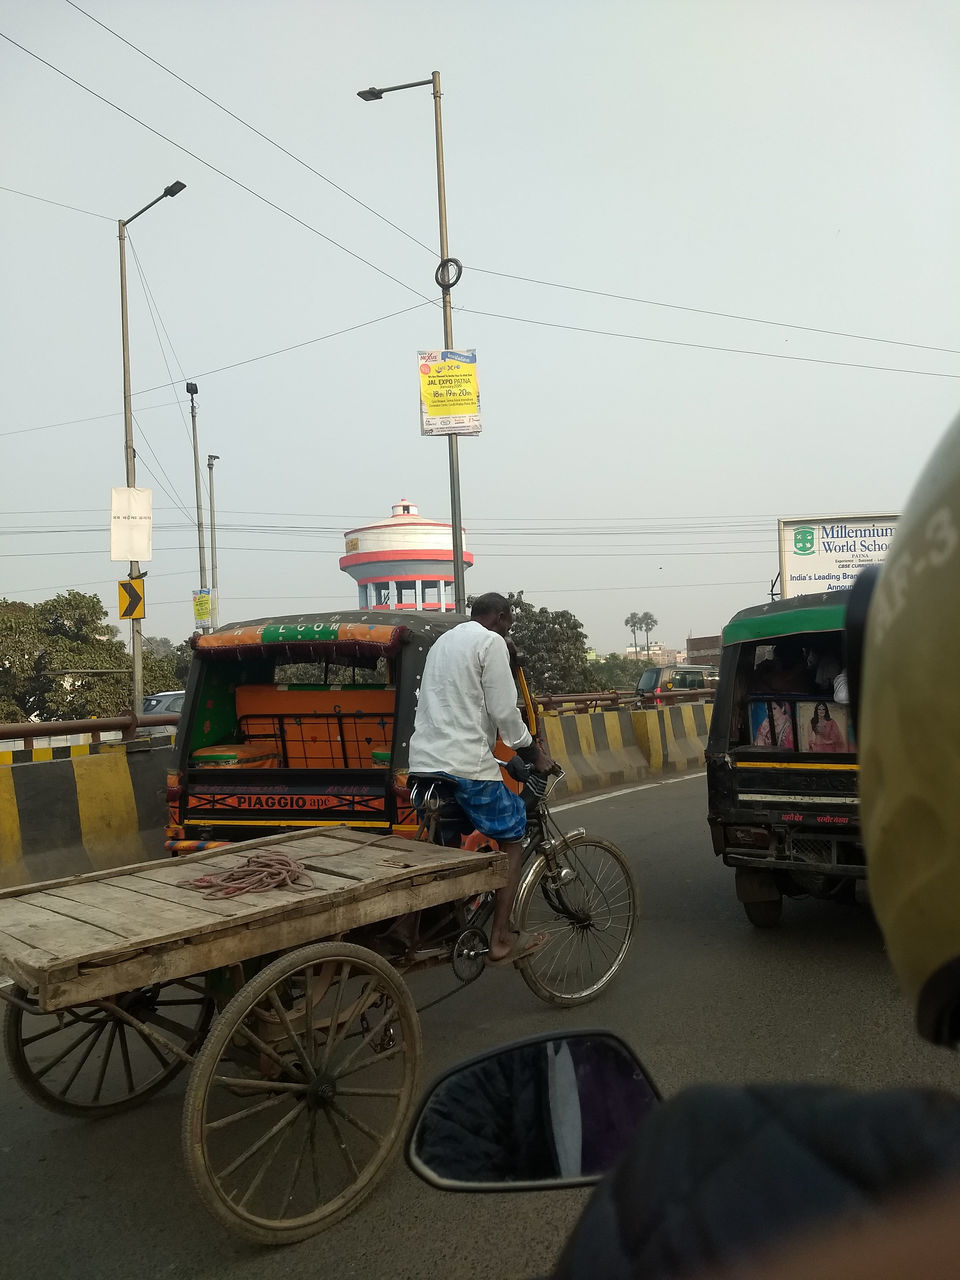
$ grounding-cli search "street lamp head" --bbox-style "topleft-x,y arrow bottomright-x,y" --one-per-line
357,87 -> 383,101
164,180 -> 187,198
185,381 -> 198,396
208,454 -> 219,464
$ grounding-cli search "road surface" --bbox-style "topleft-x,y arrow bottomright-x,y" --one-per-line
1,774 -> 955,1279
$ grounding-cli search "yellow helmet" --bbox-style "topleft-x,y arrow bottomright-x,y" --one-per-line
856,408 -> 960,1043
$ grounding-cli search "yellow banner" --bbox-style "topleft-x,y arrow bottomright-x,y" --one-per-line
418,350 -> 482,436
192,589 -> 212,624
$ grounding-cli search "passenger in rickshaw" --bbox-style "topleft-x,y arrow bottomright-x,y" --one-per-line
749,639 -> 815,695
408,592 -> 555,966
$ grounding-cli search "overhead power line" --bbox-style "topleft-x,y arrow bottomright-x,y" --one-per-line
0,505 -> 785,525
63,0 -> 435,257
131,414 -> 194,520
0,400 -> 187,439
457,306 -> 960,381
467,267 -> 960,359
12,569 -> 197,597
525,578 -> 769,594
6,175 -> 957,372
0,29 -> 433,304
131,301 -> 434,395
0,543 -> 777,560
126,231 -> 195,457
0,182 -> 111,220
58,2 -> 959,361
0,302 -> 433,437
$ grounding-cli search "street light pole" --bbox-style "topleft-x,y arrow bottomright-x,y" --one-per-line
186,382 -> 208,628
208,454 -> 220,629
358,72 -> 466,613
118,180 -> 186,711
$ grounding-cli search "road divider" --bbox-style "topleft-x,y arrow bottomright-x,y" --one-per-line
0,702 -> 710,886
0,739 -> 174,887
543,703 -> 711,799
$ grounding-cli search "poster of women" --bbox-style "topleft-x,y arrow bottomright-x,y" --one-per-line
749,700 -> 796,750
798,701 -> 852,753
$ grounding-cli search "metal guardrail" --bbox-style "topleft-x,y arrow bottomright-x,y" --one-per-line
2,688 -> 717,751
0,713 -> 179,750
537,691 -> 632,712
537,689 -> 717,713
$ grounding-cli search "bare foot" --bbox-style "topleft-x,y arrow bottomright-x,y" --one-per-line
487,929 -> 547,966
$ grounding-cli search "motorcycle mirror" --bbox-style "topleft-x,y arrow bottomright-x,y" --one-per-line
406,1031 -> 660,1192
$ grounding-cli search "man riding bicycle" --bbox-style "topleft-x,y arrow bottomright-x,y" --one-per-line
408,592 -> 555,965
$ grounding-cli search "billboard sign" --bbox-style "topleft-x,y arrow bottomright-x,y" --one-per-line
778,514 -> 898,597
110,487 -> 153,562
417,349 -> 481,436
192,588 -> 212,627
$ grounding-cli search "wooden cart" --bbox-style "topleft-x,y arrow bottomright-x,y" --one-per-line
0,827 -> 506,1244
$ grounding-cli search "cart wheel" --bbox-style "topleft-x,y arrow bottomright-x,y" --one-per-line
515,835 -> 637,1007
182,941 -> 421,1245
743,897 -> 783,928
2,979 -> 214,1119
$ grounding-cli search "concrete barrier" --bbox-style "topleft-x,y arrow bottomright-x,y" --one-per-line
543,708 -> 651,796
0,704 -> 711,887
0,738 -> 174,887
545,702 -> 711,799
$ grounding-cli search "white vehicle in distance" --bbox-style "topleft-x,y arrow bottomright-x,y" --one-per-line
142,689 -> 184,737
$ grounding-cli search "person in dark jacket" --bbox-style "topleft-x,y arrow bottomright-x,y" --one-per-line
551,1084 -> 960,1279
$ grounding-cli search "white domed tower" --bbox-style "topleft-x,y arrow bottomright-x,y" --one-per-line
339,500 -> 473,611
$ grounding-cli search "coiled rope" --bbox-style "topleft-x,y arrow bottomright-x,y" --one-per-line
178,851 -> 314,899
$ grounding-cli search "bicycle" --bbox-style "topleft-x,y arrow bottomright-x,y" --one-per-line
395,765 -> 638,1007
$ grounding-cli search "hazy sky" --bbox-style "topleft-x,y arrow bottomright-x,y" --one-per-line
3,0 -> 958,655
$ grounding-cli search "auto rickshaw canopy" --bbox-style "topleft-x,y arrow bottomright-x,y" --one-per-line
193,610 -> 468,664
721,590 -> 849,648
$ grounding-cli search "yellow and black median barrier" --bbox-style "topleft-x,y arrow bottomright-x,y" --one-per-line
0,738 -> 174,887
543,702 -> 712,798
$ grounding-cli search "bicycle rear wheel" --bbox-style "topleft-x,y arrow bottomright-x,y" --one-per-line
514,835 -> 636,1006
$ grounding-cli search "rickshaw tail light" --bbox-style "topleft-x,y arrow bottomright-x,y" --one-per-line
166,773 -> 184,804
726,825 -> 770,850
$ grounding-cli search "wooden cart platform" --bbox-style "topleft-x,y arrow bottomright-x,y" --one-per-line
0,827 -> 507,1011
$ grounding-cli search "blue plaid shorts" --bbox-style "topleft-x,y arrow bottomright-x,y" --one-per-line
435,774 -> 528,843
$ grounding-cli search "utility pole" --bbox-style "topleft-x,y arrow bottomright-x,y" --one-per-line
186,382 -> 207,627
118,217 -> 143,712
208,454 -> 220,629
117,180 -> 186,712
358,72 -> 466,613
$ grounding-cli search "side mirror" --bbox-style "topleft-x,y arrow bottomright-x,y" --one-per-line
406,1031 -> 660,1191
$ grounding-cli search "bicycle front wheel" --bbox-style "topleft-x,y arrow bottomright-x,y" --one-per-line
515,835 -> 637,1006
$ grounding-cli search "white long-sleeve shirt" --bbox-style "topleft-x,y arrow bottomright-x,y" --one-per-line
408,620 -> 533,781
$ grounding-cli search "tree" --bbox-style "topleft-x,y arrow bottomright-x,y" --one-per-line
14,591 -> 133,720
585,652 -> 653,692
625,610 -> 659,658
0,594 -> 195,722
143,636 -> 194,688
637,610 -> 658,655
624,612 -> 643,662
470,591 -> 591,696
0,600 -> 40,722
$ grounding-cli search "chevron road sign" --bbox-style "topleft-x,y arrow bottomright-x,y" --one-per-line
118,578 -> 145,620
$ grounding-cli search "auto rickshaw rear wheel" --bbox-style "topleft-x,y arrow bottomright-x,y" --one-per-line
743,897 -> 783,928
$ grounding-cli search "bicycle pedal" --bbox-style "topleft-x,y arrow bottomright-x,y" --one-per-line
452,928 -> 488,982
